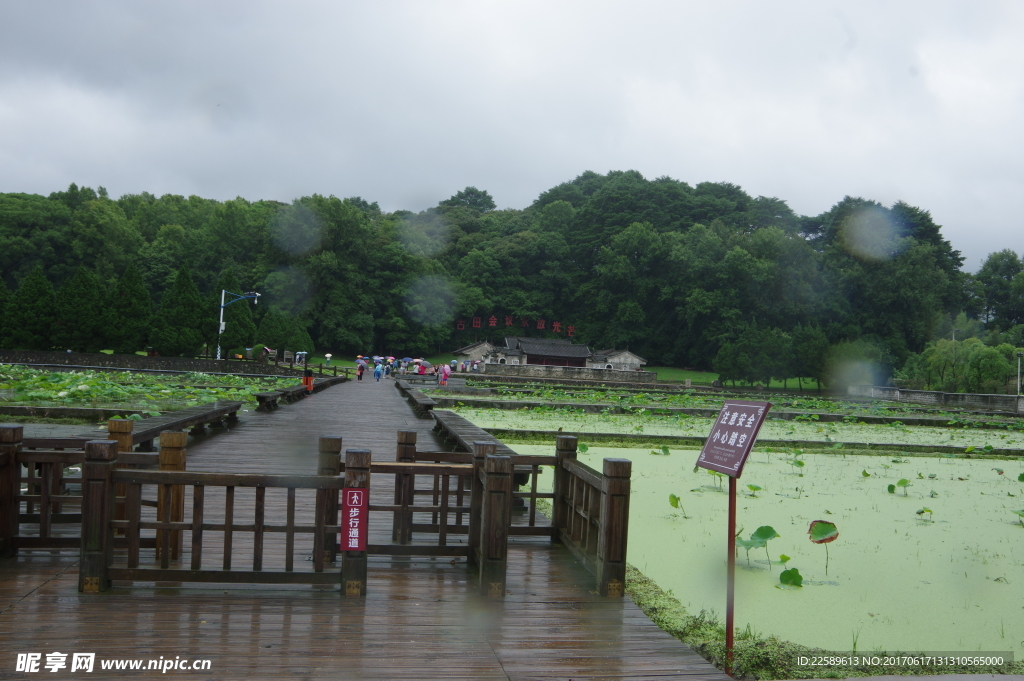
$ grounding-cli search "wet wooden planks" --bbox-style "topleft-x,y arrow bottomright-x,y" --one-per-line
1,377 -> 730,680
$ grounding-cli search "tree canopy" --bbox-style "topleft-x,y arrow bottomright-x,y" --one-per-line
1,173 -> 1010,391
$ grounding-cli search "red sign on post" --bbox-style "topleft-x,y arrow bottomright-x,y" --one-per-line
695,400 -> 771,478
341,488 -> 368,551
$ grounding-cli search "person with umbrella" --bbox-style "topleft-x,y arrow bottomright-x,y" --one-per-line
373,360 -> 384,382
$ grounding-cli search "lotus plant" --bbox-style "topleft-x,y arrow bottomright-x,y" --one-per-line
808,520 -> 839,575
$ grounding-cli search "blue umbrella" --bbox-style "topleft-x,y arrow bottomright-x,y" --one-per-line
402,357 -> 413,362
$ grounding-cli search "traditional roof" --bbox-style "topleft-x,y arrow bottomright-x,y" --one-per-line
453,341 -> 493,356
593,348 -> 647,363
503,336 -> 572,350
518,340 -> 592,358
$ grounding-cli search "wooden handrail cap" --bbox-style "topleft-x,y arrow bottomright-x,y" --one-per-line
318,436 -> 343,453
602,458 -> 632,477
107,418 -> 134,433
0,424 -> 24,443
345,449 -> 372,467
85,440 -> 119,461
484,454 -> 512,474
159,431 -> 188,448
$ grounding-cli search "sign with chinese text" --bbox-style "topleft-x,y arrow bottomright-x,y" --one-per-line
341,488 -> 368,551
695,400 -> 771,478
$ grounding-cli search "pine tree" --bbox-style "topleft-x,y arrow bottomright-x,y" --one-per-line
287,325 -> 316,353
149,267 -> 204,357
255,309 -> 291,351
3,265 -> 57,350
53,267 -> 105,352
213,269 -> 257,357
105,264 -> 153,355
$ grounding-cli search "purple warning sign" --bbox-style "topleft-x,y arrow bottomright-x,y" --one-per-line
695,400 -> 771,478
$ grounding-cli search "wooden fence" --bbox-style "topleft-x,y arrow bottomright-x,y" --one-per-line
2,426 -> 632,600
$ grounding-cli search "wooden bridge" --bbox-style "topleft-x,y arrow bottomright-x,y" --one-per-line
0,377 -> 729,680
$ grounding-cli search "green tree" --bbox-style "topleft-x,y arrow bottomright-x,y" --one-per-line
439,187 -> 496,213
149,267 -> 204,357
975,249 -> 1022,327
792,325 -> 830,390
67,199 -> 143,284
0,277 -> 12,348
53,267 -> 105,352
287,325 -> 316,353
255,309 -> 292,351
3,265 -> 57,350
105,264 -> 153,355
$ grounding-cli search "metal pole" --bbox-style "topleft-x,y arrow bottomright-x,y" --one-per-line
216,289 -> 226,360
1017,353 -> 1022,396
725,475 -> 736,677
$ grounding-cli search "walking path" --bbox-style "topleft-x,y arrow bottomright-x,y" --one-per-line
1,376 -> 729,680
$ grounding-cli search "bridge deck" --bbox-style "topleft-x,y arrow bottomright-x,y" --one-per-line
1,376 -> 728,680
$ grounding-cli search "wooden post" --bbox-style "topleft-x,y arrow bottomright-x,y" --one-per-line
342,448 -> 371,597
467,441 -> 495,567
108,419 -> 133,532
107,418 -> 134,453
596,458 -> 631,597
318,436 -> 342,564
79,440 -> 118,593
0,425 -> 23,558
393,430 -> 416,543
156,431 -> 187,560
478,454 -> 512,598
551,435 -> 578,542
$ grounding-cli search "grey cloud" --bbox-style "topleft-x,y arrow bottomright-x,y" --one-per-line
1,0 -> 1022,269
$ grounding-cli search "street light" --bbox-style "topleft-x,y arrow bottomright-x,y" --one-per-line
217,290 -> 260,360
1017,352 -> 1023,397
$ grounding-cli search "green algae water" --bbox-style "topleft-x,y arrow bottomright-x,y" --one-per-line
458,407 -> 1024,448
511,442 -> 1024,657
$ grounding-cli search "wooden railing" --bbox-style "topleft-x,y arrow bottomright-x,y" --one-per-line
551,435 -> 631,597
2,424 -> 633,600
0,425 -> 164,555
394,429 -> 631,597
74,437 -> 515,598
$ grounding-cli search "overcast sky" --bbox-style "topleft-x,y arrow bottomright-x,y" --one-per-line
1,1 -> 1021,270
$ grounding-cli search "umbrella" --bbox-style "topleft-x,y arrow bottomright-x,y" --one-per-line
420,361 -> 432,368
402,357 -> 413,362
356,355 -> 363,359
356,359 -> 367,366
374,359 -> 382,363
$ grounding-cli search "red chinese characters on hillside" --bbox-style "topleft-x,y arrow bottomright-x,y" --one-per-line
455,315 -> 574,334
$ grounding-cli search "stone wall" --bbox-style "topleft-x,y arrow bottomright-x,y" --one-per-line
848,385 -> 1024,414
0,350 -> 306,376
480,362 -> 657,385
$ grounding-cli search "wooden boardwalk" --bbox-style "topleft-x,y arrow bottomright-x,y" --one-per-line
0,377 -> 728,680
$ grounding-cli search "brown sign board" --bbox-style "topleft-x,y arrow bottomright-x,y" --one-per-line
695,400 -> 771,478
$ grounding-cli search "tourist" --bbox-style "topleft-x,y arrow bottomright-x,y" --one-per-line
356,363 -> 364,381
373,363 -> 383,381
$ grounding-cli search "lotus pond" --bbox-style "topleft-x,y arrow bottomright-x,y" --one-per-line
455,407 -> 1024,450
511,441 -> 1024,658
0,365 -> 299,411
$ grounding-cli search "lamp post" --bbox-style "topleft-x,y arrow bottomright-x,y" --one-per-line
217,290 -> 260,360
1017,352 -> 1022,397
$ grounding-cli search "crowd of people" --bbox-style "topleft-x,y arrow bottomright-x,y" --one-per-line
353,356 -> 480,385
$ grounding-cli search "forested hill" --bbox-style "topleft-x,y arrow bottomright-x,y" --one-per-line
0,170 -> 1000,385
